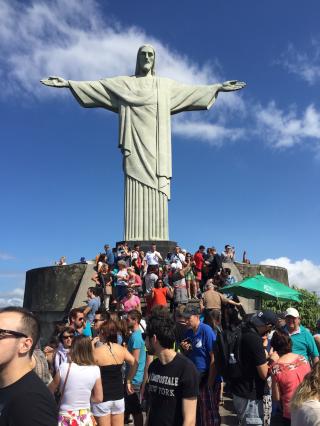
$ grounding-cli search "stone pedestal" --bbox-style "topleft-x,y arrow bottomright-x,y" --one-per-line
117,240 -> 177,259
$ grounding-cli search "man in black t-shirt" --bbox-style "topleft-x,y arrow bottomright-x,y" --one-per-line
0,307 -> 57,425
145,308 -> 199,426
230,310 -> 277,426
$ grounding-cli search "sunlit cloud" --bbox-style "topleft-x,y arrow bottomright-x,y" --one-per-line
260,257 -> 320,292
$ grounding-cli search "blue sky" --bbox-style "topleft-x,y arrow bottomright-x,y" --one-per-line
1,0 -> 320,305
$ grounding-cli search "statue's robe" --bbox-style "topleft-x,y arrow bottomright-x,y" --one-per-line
69,76 -> 220,240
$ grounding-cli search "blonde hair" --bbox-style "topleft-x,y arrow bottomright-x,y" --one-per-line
69,336 -> 95,366
291,362 -> 320,410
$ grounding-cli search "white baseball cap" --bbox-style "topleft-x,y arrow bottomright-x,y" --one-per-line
285,308 -> 299,318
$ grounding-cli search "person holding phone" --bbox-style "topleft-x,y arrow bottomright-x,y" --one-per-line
180,305 -> 220,425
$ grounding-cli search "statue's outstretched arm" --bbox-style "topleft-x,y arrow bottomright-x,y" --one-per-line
218,80 -> 246,92
40,76 -> 69,88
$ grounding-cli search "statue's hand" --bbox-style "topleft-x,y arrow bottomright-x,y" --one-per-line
220,80 -> 246,92
40,76 -> 69,88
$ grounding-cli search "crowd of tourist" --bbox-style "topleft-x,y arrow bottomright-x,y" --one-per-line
1,242 -> 320,426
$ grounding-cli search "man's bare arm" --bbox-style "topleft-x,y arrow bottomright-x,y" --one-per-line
256,363 -> 269,380
182,397 -> 197,426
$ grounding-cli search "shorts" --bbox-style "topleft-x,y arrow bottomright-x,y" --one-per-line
125,384 -> 142,415
91,398 -> 125,416
232,394 -> 263,425
195,271 -> 202,281
59,409 -> 95,425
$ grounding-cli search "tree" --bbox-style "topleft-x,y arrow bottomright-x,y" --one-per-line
262,287 -> 320,332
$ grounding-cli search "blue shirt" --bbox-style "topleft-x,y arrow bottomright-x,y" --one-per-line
285,325 -> 319,361
74,321 -> 92,337
105,248 -> 115,266
87,297 -> 100,322
186,322 -> 216,372
127,329 -> 146,385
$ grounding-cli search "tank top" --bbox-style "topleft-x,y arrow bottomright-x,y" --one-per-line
100,364 -> 124,401
172,272 -> 188,304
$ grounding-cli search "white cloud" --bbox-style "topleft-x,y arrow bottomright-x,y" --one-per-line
173,117 -> 245,146
260,257 -> 320,292
280,42 -> 320,85
0,0 -> 246,145
0,252 -> 15,260
0,1 -> 232,95
0,287 -> 24,308
255,101 -> 320,150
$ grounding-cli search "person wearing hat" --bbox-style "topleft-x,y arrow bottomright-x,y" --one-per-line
284,308 -> 319,364
230,310 -> 277,426
181,304 -> 220,425
200,280 -> 242,321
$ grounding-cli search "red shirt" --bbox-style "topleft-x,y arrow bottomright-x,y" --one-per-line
271,355 -> 310,419
128,273 -> 142,287
152,288 -> 168,307
194,251 -> 204,270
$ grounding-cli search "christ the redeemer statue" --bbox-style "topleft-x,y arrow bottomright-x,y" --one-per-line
41,45 -> 245,241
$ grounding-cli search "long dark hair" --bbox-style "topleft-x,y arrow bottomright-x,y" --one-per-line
270,329 -> 292,356
100,320 -> 118,344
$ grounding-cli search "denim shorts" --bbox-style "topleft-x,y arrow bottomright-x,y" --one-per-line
232,394 -> 263,425
91,398 -> 125,416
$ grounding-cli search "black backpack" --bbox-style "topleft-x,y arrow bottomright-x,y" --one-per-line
214,324 -> 243,380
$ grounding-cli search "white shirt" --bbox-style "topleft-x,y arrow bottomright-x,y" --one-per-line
170,252 -> 185,269
59,362 -> 100,412
145,251 -> 162,265
117,269 -> 128,286
292,400 -> 320,426
131,250 -> 139,260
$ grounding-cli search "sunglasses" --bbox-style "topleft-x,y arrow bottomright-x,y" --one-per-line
62,335 -> 74,340
77,317 -> 84,321
93,319 -> 104,323
0,328 -> 28,339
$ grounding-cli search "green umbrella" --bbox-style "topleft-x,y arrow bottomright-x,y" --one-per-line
221,274 -> 301,302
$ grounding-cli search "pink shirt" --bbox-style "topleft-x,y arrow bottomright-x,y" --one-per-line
122,295 -> 140,312
271,355 -> 311,419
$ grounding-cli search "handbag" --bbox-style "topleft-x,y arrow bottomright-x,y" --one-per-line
57,362 -> 72,410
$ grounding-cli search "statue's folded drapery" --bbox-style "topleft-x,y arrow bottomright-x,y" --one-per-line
69,76 -> 220,240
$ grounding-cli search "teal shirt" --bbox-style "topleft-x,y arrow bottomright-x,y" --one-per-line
127,329 -> 146,385
288,325 -> 319,361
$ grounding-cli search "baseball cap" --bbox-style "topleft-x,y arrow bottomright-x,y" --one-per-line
250,310 -> 278,327
285,308 -> 299,318
182,304 -> 201,318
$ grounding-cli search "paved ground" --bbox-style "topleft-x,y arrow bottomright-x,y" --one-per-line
220,396 -> 283,426
220,397 -> 238,426
124,395 -> 284,425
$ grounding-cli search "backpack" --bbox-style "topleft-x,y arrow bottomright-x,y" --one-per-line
214,324 -> 243,380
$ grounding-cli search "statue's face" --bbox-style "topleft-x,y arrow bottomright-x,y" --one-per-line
138,46 -> 154,74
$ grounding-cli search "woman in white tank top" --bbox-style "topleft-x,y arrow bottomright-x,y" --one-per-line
49,335 -> 103,426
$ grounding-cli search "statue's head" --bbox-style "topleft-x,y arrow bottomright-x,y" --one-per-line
135,45 -> 155,76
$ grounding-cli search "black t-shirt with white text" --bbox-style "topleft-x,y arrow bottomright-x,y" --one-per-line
0,370 -> 57,426
230,326 -> 267,400
147,353 -> 199,426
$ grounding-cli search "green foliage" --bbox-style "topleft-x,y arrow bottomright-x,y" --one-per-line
262,287 -> 320,332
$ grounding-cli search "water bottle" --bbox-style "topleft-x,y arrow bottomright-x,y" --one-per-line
229,353 -> 237,364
